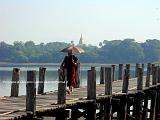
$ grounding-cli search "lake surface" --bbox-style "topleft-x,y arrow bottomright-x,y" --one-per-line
0,63 -> 141,96
0,63 -> 100,96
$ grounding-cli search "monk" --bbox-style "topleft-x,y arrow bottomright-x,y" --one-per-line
60,49 -> 78,94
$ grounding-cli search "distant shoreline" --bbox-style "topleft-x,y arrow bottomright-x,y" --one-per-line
0,62 -> 116,67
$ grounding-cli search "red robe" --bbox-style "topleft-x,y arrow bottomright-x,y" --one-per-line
63,55 -> 78,87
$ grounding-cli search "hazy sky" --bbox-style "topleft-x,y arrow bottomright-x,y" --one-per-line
0,0 -> 160,45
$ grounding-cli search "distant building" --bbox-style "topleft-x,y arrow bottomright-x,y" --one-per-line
79,33 -> 84,45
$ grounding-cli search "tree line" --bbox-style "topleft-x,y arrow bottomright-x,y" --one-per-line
0,39 -> 160,63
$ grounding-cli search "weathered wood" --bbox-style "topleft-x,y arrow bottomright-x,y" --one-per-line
71,107 -> 79,120
122,64 -> 130,93
151,64 -> 155,74
117,95 -> 127,120
152,66 -> 157,85
126,64 -> 130,73
38,67 -> 46,94
100,66 -> 105,84
26,71 -> 36,114
57,74 -> 68,120
135,63 -> 140,77
158,68 -> 160,83
126,97 -> 134,119
118,64 -> 123,80
155,86 -> 160,120
122,69 -> 129,93
87,66 -> 96,120
104,67 -> 112,120
105,67 -> 112,95
133,92 -> 144,120
87,67 -> 96,99
142,64 -> 144,73
55,109 -> 69,120
104,98 -> 112,120
112,65 -> 116,81
150,90 -> 157,120
98,103 -> 104,120
3,63 -> 160,120
137,68 -> 143,90
11,68 -> 20,97
86,101 -> 96,120
57,69 -> 66,104
142,92 -> 149,120
145,63 -> 151,87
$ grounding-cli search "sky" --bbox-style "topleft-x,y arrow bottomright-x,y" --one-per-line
0,0 -> 160,46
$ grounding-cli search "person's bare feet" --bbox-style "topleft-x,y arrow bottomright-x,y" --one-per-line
70,86 -> 73,92
66,89 -> 71,95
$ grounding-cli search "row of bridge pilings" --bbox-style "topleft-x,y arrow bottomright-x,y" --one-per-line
9,63 -> 160,120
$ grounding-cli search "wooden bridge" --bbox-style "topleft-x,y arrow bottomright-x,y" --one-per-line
0,63 -> 160,120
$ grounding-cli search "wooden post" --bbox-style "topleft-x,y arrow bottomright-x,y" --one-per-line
126,97 -> 134,119
133,67 -> 143,120
100,66 -> 105,84
142,63 -> 144,72
137,68 -> 143,90
152,66 -> 157,85
11,68 -> 20,97
135,63 -> 140,77
158,68 -> 160,83
156,66 -> 159,82
118,64 -> 123,80
87,67 -> 96,99
104,98 -> 112,120
38,67 -> 46,94
117,95 -> 127,120
112,65 -> 116,81
150,90 -> 157,120
122,64 -> 130,93
105,67 -> 112,95
122,69 -> 130,93
133,92 -> 144,120
126,64 -> 130,73
151,64 -> 155,75
104,67 -> 112,120
86,67 -> 96,120
145,63 -> 151,87
99,103 -> 104,119
56,69 -> 68,120
86,101 -> 96,120
57,69 -> 66,104
142,92 -> 149,120
155,86 -> 160,120
55,109 -> 69,120
26,71 -> 36,114
71,107 -> 79,120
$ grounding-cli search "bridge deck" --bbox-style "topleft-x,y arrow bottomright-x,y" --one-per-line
0,77 -> 148,120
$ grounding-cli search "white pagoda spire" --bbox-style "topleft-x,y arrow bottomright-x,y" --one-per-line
79,33 -> 84,44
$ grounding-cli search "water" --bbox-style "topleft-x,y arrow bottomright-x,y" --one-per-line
0,63 -> 143,96
0,63 -> 102,96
